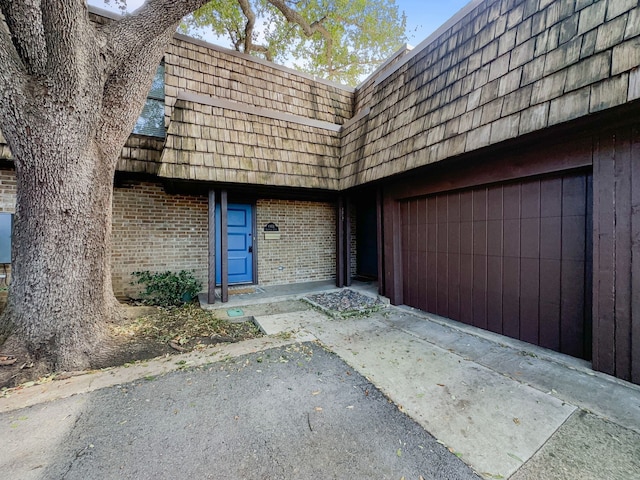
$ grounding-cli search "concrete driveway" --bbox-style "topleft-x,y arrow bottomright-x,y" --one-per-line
1,342 -> 478,480
2,283 -> 640,479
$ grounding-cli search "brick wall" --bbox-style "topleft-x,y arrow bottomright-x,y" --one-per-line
256,199 -> 336,285
111,181 -> 208,298
0,170 -> 341,297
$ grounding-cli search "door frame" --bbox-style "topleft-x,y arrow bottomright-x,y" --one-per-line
208,189 -> 257,304
215,202 -> 255,286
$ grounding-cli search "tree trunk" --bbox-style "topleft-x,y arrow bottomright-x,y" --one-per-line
0,139 -> 120,371
0,0 -> 212,373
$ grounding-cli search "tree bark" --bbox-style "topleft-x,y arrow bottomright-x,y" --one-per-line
3,139 -> 120,369
0,0 -> 210,372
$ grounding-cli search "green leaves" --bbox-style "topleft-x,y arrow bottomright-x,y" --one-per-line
131,270 -> 203,307
183,0 -> 407,86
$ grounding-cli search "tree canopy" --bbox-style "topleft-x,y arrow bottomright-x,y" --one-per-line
107,0 -> 407,86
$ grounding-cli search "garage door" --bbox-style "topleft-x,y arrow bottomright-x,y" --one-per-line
400,172 -> 592,359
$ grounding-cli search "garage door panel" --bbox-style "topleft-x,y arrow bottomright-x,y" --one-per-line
473,220 -> 487,255
503,184 -> 521,219
427,197 -> 438,223
540,217 -> 562,260
427,223 -> 437,252
473,189 -> 488,220
460,254 -> 474,325
487,219 -> 503,257
448,222 -> 460,253
562,175 -> 587,216
487,256 -> 503,334
503,218 -> 521,257
437,253 -> 449,316
502,256 -> 521,338
427,249 -> 438,312
541,177 -> 562,217
521,180 -> 541,218
448,193 -> 461,222
520,257 -> 541,345
487,186 -> 503,220
473,254 -> 488,329
448,253 -> 461,320
520,217 -> 540,258
562,215 -> 586,260
460,191 -> 473,221
460,222 -> 473,254
400,171 -> 591,360
539,258 -> 562,304
437,222 -> 448,253
539,299 -> 561,351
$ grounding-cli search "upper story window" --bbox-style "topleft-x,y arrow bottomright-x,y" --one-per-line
133,62 -> 165,138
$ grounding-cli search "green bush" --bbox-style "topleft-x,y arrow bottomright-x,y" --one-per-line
131,270 -> 203,307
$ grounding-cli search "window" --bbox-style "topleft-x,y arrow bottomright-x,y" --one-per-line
133,62 -> 165,138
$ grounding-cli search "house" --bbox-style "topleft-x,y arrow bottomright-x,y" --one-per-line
0,0 -> 638,385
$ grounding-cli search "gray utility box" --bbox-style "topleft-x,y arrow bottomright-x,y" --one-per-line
0,213 -> 12,264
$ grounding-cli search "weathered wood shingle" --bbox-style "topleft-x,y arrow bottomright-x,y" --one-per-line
158,96 -> 341,190
340,0 -> 640,189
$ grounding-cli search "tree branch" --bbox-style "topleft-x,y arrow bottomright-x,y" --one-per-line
40,0 -> 92,89
265,0 -> 332,66
0,0 -> 47,75
0,11 -> 29,123
237,0 -> 255,55
266,0 -> 332,42
102,0 -> 210,69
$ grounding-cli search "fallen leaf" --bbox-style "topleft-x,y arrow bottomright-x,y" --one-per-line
0,355 -> 17,366
512,417 -> 520,425
507,452 -> 524,462
397,448 -> 402,457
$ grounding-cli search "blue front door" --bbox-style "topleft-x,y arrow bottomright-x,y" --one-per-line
215,204 -> 254,285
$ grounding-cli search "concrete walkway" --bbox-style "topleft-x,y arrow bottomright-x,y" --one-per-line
2,282 -> 639,479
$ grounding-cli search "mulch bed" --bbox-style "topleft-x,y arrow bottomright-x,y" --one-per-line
304,289 -> 385,318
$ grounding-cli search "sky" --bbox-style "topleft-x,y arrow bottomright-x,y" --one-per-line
90,0 -> 473,48
401,0 -> 472,45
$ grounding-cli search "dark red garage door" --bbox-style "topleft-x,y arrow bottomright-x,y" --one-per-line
400,172 -> 592,359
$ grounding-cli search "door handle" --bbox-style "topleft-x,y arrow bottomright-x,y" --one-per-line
248,246 -> 253,253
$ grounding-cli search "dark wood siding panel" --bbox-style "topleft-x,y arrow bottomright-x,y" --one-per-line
486,186 -> 503,334
502,183 -> 521,339
416,198 -> 428,311
459,191 -> 474,325
592,125 -> 640,382
593,132 -> 622,376
631,126 -> 640,385
447,194 -> 461,320
614,128 -> 632,381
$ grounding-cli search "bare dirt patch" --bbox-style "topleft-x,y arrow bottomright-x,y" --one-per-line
0,303 -> 262,390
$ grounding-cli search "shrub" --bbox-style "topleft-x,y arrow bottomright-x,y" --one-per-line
131,270 -> 203,307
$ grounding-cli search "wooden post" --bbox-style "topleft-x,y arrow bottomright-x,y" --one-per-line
221,190 -> 229,303
345,196 -> 352,287
336,196 -> 345,288
376,187 -> 385,296
208,189 -> 216,304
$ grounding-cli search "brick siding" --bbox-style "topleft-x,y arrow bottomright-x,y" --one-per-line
0,169 -> 338,296
256,199 -> 336,285
111,180 -> 208,298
